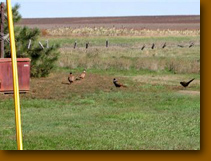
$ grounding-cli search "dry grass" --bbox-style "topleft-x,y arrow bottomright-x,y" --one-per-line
41,29 -> 49,36
46,27 -> 200,37
57,45 -> 200,74
166,59 -> 200,74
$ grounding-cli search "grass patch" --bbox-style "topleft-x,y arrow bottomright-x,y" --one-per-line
0,88 -> 200,150
42,36 -> 200,48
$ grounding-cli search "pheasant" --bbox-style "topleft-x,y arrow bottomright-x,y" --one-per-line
162,42 -> 166,49
74,41 -> 77,49
76,69 -> 86,80
80,70 -> 86,79
141,45 -> 145,50
151,43 -> 155,49
180,78 -> 195,88
68,72 -> 75,84
189,42 -> 194,48
113,78 -> 127,88
86,42 -> 89,49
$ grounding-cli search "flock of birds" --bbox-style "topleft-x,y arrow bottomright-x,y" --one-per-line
67,41 -> 196,88
72,41 -> 195,50
141,42 -> 194,50
67,40 -> 196,88
67,70 -> 86,84
67,70 -> 195,89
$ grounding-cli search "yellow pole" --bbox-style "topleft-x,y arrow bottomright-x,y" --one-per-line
6,0 -> 23,150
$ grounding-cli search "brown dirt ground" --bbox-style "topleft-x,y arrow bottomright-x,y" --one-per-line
0,72 -> 129,100
0,71 -> 200,100
178,90 -> 200,95
27,72 -> 116,99
17,15 -> 200,30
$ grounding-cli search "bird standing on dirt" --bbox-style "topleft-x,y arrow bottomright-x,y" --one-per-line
113,78 -> 127,88
75,69 -> 86,80
79,69 -> 86,79
68,72 -> 75,84
180,78 -> 195,88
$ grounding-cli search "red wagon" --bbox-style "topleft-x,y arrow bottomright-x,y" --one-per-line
0,58 -> 31,93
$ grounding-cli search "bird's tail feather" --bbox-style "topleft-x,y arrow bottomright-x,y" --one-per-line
188,78 -> 195,84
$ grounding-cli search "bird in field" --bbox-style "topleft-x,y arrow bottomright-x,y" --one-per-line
189,42 -> 194,48
86,42 -> 89,49
141,45 -> 145,50
180,78 -> 195,88
79,69 -> 86,79
74,41 -> 77,49
151,43 -> 155,49
68,72 -> 75,84
162,42 -> 166,49
178,44 -> 184,48
106,40 -> 109,47
75,69 -> 86,80
113,78 -> 127,88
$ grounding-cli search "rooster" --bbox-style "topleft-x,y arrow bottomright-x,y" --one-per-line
68,72 -> 75,84
113,78 -> 127,88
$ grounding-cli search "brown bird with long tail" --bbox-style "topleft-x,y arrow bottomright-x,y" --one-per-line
113,78 -> 127,88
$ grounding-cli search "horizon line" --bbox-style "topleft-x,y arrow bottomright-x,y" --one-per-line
21,14 -> 200,19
